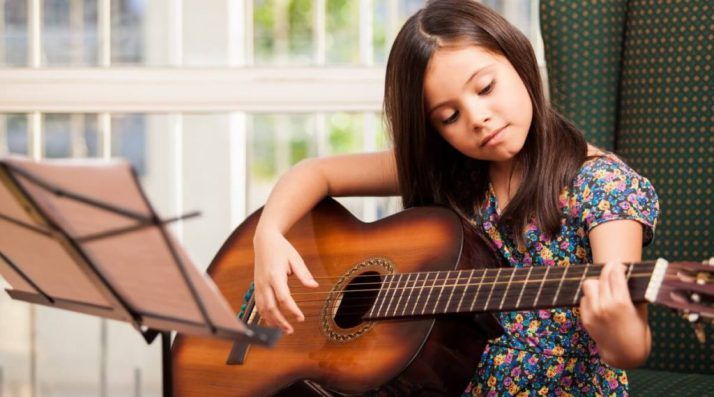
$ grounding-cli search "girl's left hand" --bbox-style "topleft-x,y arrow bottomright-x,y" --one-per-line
579,260 -> 651,369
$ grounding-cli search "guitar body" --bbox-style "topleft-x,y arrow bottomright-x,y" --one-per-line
172,198 -> 504,396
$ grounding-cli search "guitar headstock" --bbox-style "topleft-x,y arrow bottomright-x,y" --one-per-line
651,257 -> 714,343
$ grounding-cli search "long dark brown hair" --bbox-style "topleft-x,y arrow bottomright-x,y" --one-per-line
384,0 -> 587,242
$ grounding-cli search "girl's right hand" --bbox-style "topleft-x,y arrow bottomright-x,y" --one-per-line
253,230 -> 319,334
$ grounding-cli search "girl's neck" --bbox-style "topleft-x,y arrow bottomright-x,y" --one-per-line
488,159 -> 519,186
488,159 -> 521,212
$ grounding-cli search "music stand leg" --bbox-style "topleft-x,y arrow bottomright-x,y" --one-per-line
162,331 -> 172,397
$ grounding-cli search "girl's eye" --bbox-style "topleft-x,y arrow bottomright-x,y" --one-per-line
479,81 -> 495,95
439,81 -> 495,126
442,111 -> 459,125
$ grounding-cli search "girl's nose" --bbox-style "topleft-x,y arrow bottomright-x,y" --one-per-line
467,102 -> 492,131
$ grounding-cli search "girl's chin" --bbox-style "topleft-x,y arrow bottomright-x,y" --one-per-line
459,142 -> 523,162
480,150 -> 520,163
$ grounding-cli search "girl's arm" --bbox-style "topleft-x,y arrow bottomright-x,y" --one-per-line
579,220 -> 652,369
253,150 -> 399,334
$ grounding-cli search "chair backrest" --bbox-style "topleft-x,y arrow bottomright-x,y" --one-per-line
541,0 -> 714,374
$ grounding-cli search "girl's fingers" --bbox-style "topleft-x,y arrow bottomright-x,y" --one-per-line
581,278 -> 600,314
289,252 -> 319,288
608,260 -> 629,298
256,284 -> 294,334
271,273 -> 306,324
598,261 -> 613,304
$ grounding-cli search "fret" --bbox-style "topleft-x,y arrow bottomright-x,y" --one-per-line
483,268 -> 501,311
456,269 -> 475,312
391,273 -> 410,317
552,265 -> 569,306
469,268 -> 487,312
554,264 -> 584,307
500,267 -> 532,311
413,271 -> 431,315
368,274 -> 387,317
499,268 -> 516,310
572,264 -> 591,305
375,274 -> 394,317
401,272 -> 419,317
515,266 -> 533,309
432,271 -> 450,314
533,266 -> 549,307
421,271 -> 440,315
382,274 -> 402,317
625,262 -> 634,281
629,261 -> 656,301
444,270 -> 461,314
541,266 -> 568,309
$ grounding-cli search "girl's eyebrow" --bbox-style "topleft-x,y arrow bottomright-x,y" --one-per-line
427,63 -> 495,116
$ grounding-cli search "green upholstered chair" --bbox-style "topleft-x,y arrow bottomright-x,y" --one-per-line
540,0 -> 714,395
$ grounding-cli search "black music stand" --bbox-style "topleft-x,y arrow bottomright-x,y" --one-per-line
0,155 -> 280,397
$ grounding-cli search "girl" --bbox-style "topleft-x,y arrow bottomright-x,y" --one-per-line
252,0 -> 659,395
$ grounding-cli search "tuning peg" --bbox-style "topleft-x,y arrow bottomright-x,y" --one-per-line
693,322 -> 707,344
681,311 -> 707,344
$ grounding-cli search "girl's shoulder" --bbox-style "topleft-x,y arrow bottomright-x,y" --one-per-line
580,152 -> 630,178
570,147 -> 660,245
575,146 -> 646,185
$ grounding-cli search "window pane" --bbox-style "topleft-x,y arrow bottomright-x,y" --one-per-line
1,114 -> 29,155
326,0 -> 359,64
43,0 -> 98,66
247,112 -> 399,220
373,0 -> 427,65
372,0 -> 388,64
482,0 -> 536,43
111,113 -> 181,222
248,113 -> 316,211
254,0 -> 314,65
43,114 -> 99,158
2,1 -> 28,66
326,112 -> 363,154
375,113 -> 391,150
111,0 -> 148,65
399,0 -> 423,23
111,114 -> 147,175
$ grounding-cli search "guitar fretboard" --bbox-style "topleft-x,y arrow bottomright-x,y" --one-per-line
364,262 -> 656,320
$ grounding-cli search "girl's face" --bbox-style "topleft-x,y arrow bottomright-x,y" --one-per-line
423,45 -> 533,165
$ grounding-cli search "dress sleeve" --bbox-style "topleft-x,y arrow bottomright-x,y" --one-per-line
577,158 -> 660,246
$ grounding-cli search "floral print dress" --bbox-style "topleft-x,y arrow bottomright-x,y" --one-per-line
463,153 -> 659,397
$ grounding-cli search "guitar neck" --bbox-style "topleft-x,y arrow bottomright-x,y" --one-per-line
364,262 -> 657,320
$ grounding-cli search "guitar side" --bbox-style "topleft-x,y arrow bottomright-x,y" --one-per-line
172,198 -> 503,396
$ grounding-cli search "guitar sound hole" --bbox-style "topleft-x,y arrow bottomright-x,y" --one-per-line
333,271 -> 381,329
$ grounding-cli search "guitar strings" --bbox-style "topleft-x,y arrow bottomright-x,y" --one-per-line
291,272 -> 652,310
293,278 -> 702,319
284,266 -> 657,299
288,276 -> 680,313
286,263 -> 647,293
252,271 -> 673,320
298,260 -> 658,282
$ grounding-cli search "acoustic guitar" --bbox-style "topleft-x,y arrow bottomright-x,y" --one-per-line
172,197 -> 713,396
